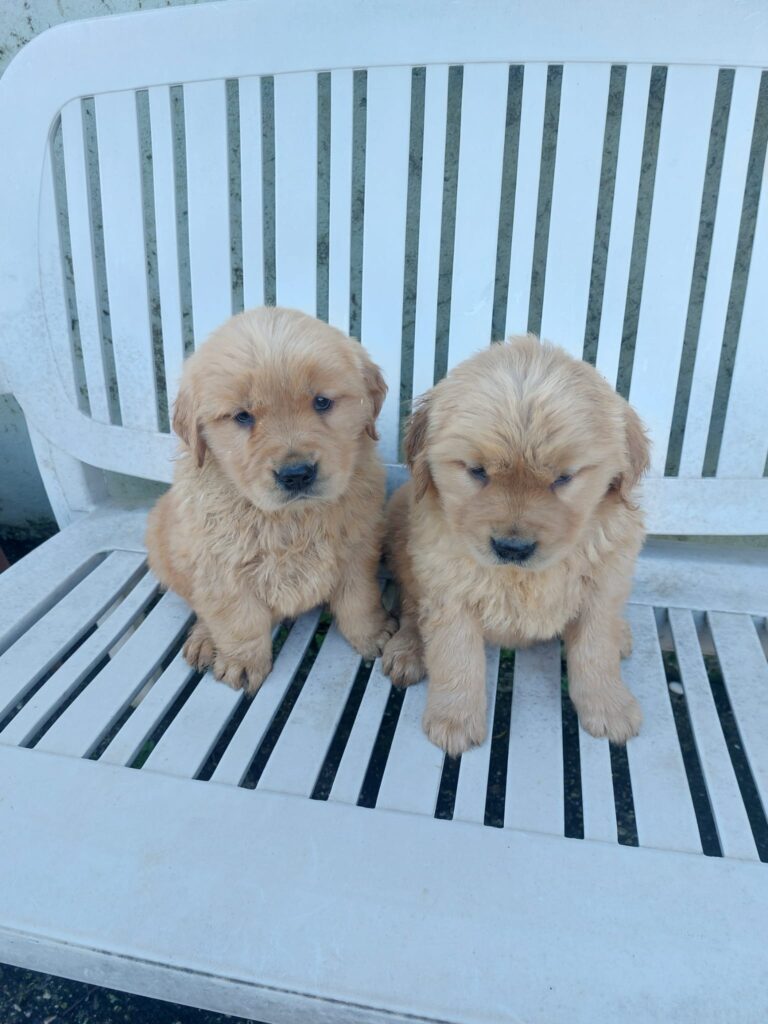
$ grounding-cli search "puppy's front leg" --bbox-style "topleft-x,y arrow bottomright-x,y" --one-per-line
565,597 -> 641,745
422,606 -> 487,757
331,559 -> 396,660
193,595 -> 273,696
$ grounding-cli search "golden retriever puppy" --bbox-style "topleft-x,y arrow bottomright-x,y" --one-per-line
146,307 -> 395,693
383,335 -> 650,756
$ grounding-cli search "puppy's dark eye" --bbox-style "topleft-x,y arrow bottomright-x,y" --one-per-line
468,466 -> 488,483
233,410 -> 255,428
313,395 -> 334,413
552,474 -> 573,489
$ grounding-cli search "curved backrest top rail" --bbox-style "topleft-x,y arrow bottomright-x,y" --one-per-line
0,0 -> 767,534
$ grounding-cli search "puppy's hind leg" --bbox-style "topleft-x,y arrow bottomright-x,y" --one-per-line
183,619 -> 215,670
382,593 -> 426,687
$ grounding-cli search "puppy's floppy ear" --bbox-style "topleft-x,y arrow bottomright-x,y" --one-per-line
358,347 -> 387,440
612,402 -> 650,500
172,377 -> 207,469
405,393 -> 434,502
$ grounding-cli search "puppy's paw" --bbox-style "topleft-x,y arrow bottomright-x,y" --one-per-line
382,629 -> 425,687
574,684 -> 642,745
212,649 -> 272,696
423,694 -> 487,757
183,621 -> 215,670
619,619 -> 633,659
343,613 -> 398,661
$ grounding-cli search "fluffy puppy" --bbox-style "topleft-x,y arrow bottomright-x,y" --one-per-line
383,335 -> 650,756
146,307 -> 395,692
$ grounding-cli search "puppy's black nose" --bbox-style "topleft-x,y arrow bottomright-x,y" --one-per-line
491,537 -> 537,564
275,462 -> 318,492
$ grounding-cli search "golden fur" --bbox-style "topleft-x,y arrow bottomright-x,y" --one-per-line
383,335 -> 650,756
146,307 -> 395,692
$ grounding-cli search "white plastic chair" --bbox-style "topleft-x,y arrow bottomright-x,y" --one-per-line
0,2 -> 766,1021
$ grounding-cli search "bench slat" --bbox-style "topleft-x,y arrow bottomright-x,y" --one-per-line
578,730 -> 617,844
669,609 -> 759,861
716,155 -> 768,478
96,91 -> 157,430
0,552 -> 146,718
274,71 -> 318,314
328,659 -> 391,805
210,610 -> 322,786
504,63 -> 547,336
35,591 -> 192,758
99,651 -> 197,768
327,69 -> 353,333
1,571 -> 157,747
360,67 -> 411,463
239,76 -> 266,309
60,99 -> 111,423
452,645 -> 499,824
148,85 -> 186,413
143,670 -> 242,779
505,641 -> 564,835
184,80 -> 232,344
540,63 -> 611,351
447,62 -> 509,365
624,604 -> 701,853
708,611 -> 768,815
628,66 -> 719,474
678,68 -> 762,477
257,624 -> 361,797
411,64 -> 448,398
377,681 -> 444,815
595,65 -> 652,388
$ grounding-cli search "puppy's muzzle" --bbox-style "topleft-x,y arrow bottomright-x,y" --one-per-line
274,461 -> 318,493
491,536 -> 537,565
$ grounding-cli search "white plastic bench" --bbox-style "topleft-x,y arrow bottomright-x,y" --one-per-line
1,2 -> 767,1021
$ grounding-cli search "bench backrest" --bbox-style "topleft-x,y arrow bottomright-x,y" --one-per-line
1,0 -> 766,533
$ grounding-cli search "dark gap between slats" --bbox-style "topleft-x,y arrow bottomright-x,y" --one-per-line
88,631 -> 186,761
50,116 -> 90,415
702,625 -> 768,861
432,65 -> 463,383
227,79 -> 244,317
81,96 -> 120,424
610,743 -> 639,846
491,66 -> 524,341
311,656 -> 375,800
316,72 -> 331,323
130,670 -> 203,769
665,70 -> 734,476
348,70 -> 367,340
484,649 -> 514,827
260,76 -> 277,307
583,65 -> 627,368
397,66 -> 426,459
434,754 -> 459,820
195,623 -> 293,781
240,613 -> 332,789
170,84 -> 194,356
526,65 -> 562,337
0,552 -> 108,660
659,612 -> 721,856
616,66 -> 667,400
24,588 -> 164,750
704,71 -> 768,476
561,647 -> 584,839
357,685 -> 406,808
0,564 -> 151,732
135,89 -> 169,432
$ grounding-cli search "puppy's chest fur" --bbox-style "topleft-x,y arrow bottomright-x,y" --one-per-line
416,546 -> 588,645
